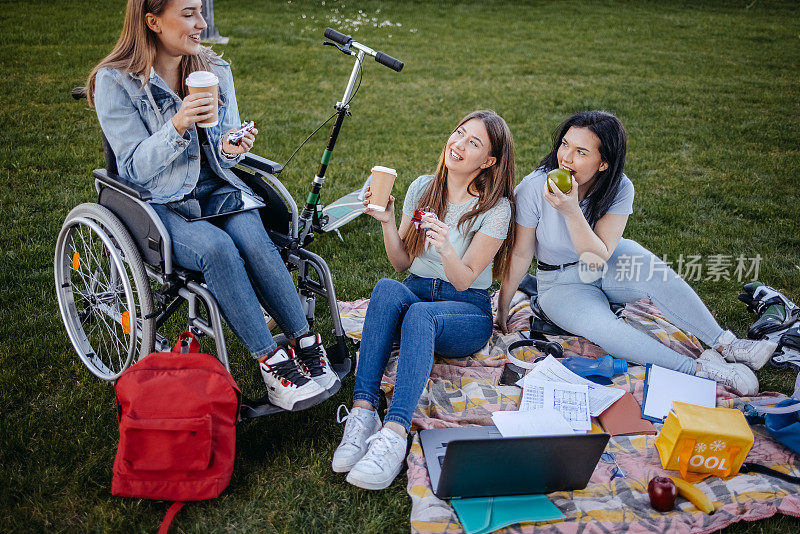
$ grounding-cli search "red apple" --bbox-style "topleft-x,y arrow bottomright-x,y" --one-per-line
648,476 -> 677,512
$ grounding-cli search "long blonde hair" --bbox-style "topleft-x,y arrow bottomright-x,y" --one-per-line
86,0 -> 221,106
402,110 -> 517,279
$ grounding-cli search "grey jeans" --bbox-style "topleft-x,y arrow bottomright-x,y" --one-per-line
537,238 -> 724,375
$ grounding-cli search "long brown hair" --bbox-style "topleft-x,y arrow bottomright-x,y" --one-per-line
86,0 -> 221,106
402,110 -> 517,279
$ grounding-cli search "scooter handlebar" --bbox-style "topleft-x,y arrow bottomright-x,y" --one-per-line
324,27 -> 404,72
375,51 -> 403,72
324,27 -> 351,46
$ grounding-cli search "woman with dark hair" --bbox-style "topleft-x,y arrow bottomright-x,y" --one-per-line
332,110 -> 516,490
88,0 -> 338,411
496,110 -> 776,396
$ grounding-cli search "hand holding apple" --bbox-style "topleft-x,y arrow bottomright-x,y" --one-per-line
543,170 -> 580,216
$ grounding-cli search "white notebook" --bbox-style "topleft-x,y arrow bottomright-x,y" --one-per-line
641,364 -> 717,422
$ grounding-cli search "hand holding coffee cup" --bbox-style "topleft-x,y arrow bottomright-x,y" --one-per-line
171,92 -> 217,136
362,187 -> 396,224
366,166 -> 397,212
185,71 -> 220,127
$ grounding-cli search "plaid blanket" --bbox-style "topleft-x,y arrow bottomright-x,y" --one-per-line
338,292 -> 800,533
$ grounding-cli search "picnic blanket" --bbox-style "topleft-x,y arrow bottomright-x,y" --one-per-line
337,291 -> 800,533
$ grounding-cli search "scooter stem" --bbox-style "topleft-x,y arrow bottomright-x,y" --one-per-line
298,50 -> 365,244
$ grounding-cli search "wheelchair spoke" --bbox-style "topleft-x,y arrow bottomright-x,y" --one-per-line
57,204 -> 155,381
92,289 -> 129,373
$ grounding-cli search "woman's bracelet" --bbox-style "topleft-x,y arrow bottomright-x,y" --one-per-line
220,140 -> 238,160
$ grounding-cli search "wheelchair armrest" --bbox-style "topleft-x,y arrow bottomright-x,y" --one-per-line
241,153 -> 283,175
93,169 -> 152,202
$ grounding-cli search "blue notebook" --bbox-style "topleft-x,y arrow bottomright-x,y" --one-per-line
451,494 -> 565,534
641,364 -> 717,423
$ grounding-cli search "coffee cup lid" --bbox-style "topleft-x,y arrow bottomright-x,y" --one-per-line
186,70 -> 219,87
371,166 -> 397,176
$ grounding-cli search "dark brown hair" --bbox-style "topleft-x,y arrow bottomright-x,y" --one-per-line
402,110 -> 517,279
538,110 -> 627,227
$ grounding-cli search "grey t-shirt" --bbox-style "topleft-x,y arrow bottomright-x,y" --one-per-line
515,168 -> 634,265
402,175 -> 512,290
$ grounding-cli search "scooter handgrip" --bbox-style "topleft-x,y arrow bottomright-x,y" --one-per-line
324,27 -> 351,45
375,51 -> 404,72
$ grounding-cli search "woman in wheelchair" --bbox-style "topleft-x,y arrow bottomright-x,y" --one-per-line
84,0 -> 337,411
332,110 -> 516,489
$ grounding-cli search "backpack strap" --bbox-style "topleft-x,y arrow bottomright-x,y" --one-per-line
172,332 -> 200,354
740,462 -> 800,484
746,374 -> 800,415
157,502 -> 185,534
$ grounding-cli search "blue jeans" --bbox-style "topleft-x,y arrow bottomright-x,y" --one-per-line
151,200 -> 309,358
353,275 -> 493,431
537,238 -> 724,375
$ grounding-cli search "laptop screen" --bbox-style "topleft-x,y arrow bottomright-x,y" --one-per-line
420,427 -> 609,499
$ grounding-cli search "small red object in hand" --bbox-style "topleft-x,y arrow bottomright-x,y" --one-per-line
412,208 -> 437,230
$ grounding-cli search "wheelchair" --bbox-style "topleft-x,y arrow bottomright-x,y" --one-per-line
54,28 -> 402,420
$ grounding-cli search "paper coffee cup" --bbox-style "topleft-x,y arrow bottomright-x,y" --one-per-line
367,166 -> 397,212
185,71 -> 219,128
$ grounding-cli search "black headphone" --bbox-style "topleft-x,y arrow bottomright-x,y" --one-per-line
507,338 -> 563,362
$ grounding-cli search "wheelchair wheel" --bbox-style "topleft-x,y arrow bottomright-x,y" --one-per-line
55,203 -> 155,380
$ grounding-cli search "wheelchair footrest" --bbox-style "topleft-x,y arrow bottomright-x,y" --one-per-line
332,359 -> 351,380
240,396 -> 286,419
239,356 -> 352,420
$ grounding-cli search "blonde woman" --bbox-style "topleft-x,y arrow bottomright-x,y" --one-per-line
332,110 -> 516,490
87,0 -> 337,411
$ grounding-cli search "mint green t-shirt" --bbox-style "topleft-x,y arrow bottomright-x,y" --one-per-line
402,175 -> 512,290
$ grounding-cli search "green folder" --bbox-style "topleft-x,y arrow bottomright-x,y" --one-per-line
451,494 -> 565,534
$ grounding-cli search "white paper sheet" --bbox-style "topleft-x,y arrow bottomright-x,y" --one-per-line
491,408 -> 579,437
517,355 -> 625,417
641,364 -> 717,422
517,377 -> 591,431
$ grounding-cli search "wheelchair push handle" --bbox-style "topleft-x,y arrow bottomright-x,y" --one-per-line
324,27 -> 404,72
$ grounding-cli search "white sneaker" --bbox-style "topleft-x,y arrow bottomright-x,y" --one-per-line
295,333 -> 341,393
332,405 -> 382,473
696,349 -> 759,396
345,427 -> 407,490
713,330 -> 777,371
259,347 -> 326,411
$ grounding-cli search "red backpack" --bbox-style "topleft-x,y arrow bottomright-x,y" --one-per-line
112,332 -> 241,529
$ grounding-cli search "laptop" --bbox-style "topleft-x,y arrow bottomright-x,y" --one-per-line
420,426 -> 610,499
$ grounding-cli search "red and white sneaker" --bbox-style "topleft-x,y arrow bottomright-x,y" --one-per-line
295,333 -> 341,393
259,347 -> 326,411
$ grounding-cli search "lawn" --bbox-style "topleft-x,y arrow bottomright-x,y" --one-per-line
1,0 -> 800,532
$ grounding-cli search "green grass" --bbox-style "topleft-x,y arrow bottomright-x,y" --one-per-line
2,0 -> 800,531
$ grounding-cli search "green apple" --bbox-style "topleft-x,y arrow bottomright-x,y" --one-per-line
547,168 -> 573,194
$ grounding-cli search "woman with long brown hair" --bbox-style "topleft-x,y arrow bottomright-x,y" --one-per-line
332,110 -> 516,490
87,0 -> 339,412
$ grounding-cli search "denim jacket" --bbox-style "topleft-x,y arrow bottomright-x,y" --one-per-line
94,61 -> 255,204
